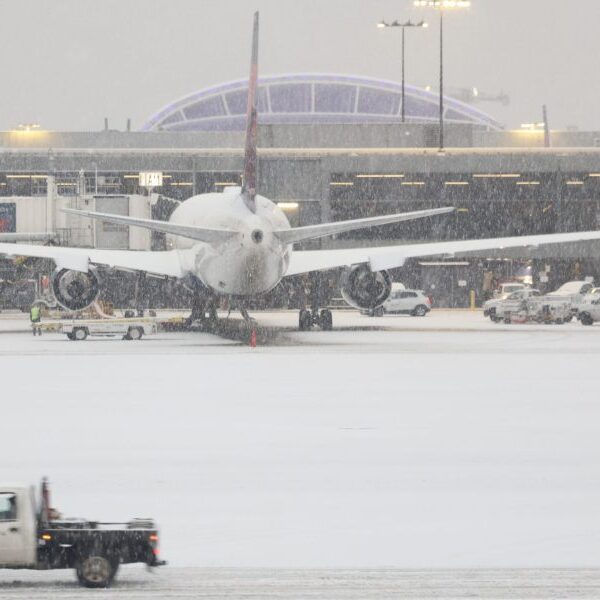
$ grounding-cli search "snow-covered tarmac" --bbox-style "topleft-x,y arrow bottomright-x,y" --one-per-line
2,309 -> 600,597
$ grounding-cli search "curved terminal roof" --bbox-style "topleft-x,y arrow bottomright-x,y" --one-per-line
141,74 -> 502,132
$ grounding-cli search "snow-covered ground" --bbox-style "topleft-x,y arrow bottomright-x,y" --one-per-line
2,567 -> 600,599
1,309 -> 600,594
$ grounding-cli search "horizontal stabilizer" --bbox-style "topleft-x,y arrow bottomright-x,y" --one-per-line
274,206 -> 454,246
63,209 -> 237,244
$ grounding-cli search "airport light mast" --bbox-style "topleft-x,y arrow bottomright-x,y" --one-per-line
377,19 -> 428,123
414,0 -> 471,151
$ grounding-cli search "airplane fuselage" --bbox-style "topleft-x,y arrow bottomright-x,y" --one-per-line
166,187 -> 292,296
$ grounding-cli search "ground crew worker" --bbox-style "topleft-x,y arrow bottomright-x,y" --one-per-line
30,303 -> 41,336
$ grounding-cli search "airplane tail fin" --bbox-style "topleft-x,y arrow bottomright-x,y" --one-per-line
241,11 -> 259,213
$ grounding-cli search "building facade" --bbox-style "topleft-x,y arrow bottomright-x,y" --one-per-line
2,75 -> 600,307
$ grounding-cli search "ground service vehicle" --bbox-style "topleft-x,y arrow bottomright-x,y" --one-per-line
525,298 -> 572,324
0,479 -> 164,587
576,296 -> 600,325
484,288 -> 540,322
37,317 -> 157,340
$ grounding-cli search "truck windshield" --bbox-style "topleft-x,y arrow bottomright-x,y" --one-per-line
0,493 -> 17,521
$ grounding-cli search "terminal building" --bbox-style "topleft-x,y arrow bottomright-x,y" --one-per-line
2,73 -> 600,308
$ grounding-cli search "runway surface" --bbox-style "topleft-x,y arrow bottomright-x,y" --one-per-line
2,310 -> 600,596
2,567 -> 600,599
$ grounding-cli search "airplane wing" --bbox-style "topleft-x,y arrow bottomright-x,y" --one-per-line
0,243 -> 184,277
274,207 -> 454,245
285,230 -> 600,276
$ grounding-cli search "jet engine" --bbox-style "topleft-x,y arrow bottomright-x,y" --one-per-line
340,264 -> 392,310
52,268 -> 100,311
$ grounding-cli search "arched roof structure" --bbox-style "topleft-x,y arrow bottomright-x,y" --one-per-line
141,74 -> 502,132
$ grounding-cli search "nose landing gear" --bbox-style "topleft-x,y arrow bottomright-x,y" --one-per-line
298,308 -> 333,331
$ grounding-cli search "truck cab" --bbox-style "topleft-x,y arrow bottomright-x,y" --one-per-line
0,487 -> 37,567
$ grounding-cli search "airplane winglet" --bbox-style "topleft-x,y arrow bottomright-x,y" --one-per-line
241,11 -> 259,213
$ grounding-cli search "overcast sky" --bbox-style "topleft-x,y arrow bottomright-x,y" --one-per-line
1,0 -> 598,132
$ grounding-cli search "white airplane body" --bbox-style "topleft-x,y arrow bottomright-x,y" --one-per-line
2,12 -> 600,328
167,188 -> 291,295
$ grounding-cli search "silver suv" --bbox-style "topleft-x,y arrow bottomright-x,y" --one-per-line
366,289 -> 432,317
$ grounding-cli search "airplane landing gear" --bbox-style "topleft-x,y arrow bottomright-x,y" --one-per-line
320,309 -> 333,331
298,272 -> 334,331
187,293 -> 218,331
240,306 -> 257,324
298,308 -> 333,331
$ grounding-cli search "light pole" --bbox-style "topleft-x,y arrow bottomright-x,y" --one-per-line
414,0 -> 471,151
377,19 -> 428,123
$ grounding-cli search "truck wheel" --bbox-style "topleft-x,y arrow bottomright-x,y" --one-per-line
581,313 -> 594,326
73,327 -> 88,341
66,332 -> 75,341
299,309 -> 312,331
564,315 -> 573,323
374,306 -> 384,317
76,556 -> 113,588
125,326 -> 143,340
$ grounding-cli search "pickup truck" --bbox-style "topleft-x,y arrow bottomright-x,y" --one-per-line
0,479 -> 165,587
492,282 -> 527,299
528,280 -> 594,322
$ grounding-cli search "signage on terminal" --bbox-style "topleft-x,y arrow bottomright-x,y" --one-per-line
139,172 -> 163,187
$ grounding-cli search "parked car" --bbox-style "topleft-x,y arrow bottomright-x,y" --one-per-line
366,288 -> 432,317
484,288 -> 541,322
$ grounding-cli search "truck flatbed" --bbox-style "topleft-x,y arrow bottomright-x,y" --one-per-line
35,317 -> 158,340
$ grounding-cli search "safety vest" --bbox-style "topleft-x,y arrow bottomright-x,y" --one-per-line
30,305 -> 40,322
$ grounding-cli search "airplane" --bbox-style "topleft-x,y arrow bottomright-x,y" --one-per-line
2,12 -> 600,331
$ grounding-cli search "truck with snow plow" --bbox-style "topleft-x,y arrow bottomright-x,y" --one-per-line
0,479 -> 165,587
